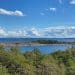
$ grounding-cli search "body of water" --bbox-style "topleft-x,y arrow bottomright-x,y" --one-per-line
0,38 -> 75,54
17,44 -> 72,54
0,38 -> 75,43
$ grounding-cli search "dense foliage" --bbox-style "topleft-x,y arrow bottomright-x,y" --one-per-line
0,45 -> 75,75
31,39 -> 73,44
32,40 -> 60,44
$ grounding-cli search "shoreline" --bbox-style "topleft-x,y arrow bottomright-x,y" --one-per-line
0,42 -> 74,47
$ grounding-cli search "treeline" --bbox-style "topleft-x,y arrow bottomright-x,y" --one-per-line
32,40 -> 59,44
0,46 -> 75,75
31,39 -> 75,44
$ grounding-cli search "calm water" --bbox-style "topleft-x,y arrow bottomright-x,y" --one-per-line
0,38 -> 75,54
17,45 -> 73,54
0,38 -> 75,43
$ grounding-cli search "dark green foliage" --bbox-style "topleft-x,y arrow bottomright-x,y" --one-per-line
32,40 -> 60,44
0,45 -> 75,75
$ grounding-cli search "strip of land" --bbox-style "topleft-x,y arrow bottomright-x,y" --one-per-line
0,39 -> 75,46
0,42 -> 74,46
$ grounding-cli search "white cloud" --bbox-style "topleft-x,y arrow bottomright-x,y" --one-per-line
0,8 -> 24,16
50,8 -> 56,12
0,27 -> 8,37
43,26 -> 75,38
0,26 -> 75,38
30,28 -> 42,36
7,30 -> 28,37
70,0 -> 75,4
41,7 -> 56,16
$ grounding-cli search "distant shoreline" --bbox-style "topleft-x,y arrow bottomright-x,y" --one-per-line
0,38 -> 75,46
0,42 -> 74,47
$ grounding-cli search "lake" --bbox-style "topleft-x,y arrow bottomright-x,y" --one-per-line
0,38 -> 75,54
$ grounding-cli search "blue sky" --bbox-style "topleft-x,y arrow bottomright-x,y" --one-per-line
0,0 -> 75,38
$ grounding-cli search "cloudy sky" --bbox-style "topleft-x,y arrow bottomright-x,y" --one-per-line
0,0 -> 75,38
